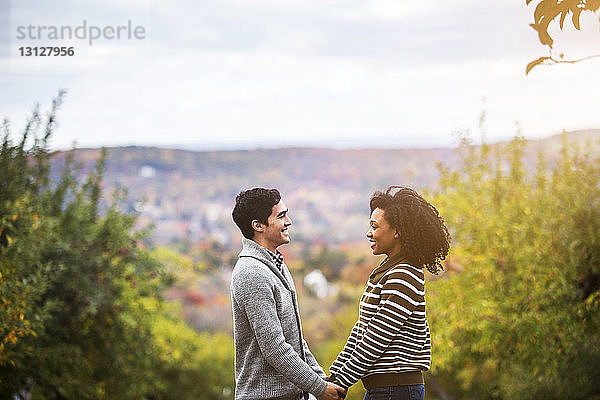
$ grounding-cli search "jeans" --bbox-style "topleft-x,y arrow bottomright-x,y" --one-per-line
363,385 -> 425,400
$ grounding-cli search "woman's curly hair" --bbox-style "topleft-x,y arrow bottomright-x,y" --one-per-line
370,186 -> 450,274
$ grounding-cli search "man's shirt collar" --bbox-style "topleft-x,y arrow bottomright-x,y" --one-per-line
266,248 -> 284,271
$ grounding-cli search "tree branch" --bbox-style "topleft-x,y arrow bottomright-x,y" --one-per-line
527,49 -> 600,74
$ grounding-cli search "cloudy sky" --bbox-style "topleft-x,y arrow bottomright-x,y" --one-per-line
1,0 -> 600,150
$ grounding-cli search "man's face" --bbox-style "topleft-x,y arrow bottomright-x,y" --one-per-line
260,200 -> 292,251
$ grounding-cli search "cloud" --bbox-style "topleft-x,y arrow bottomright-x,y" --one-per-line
1,0 -> 600,150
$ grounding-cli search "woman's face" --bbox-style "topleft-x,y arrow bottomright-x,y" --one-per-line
366,207 -> 402,257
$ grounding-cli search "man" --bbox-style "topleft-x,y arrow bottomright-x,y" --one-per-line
231,188 -> 345,400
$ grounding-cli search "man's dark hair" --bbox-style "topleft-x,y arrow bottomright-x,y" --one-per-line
232,188 -> 281,239
370,186 -> 450,274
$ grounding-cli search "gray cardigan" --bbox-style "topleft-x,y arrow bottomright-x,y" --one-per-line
230,237 -> 328,399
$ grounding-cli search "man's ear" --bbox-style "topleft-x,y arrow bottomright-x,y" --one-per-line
251,220 -> 264,233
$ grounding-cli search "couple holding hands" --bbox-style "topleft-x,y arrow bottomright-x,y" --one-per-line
230,186 -> 450,400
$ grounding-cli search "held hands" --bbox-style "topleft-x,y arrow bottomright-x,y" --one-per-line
317,382 -> 346,400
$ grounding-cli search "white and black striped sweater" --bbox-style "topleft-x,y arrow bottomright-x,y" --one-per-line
329,254 -> 431,389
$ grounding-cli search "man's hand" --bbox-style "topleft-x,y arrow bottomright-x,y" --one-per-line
317,382 -> 346,400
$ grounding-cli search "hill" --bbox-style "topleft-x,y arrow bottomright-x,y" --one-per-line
49,129 -> 600,246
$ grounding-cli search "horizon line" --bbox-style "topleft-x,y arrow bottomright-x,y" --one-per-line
47,128 -> 600,153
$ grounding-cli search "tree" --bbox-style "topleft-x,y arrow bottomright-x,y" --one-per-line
0,94 -> 236,399
0,92 -> 170,398
427,135 -> 600,399
526,0 -> 600,74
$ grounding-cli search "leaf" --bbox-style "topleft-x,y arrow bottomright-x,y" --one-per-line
530,23 -> 554,46
589,0 -> 600,12
572,8 -> 582,29
534,0 -> 548,24
526,56 -> 551,75
535,0 -> 564,24
559,11 -> 567,29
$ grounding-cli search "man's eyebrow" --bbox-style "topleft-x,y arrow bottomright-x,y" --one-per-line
277,209 -> 289,218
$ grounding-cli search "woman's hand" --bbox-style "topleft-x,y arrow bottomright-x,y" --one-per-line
317,382 -> 346,400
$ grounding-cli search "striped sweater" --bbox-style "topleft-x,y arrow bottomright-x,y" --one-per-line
329,253 -> 431,389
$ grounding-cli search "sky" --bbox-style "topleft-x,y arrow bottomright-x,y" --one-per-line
1,0 -> 600,150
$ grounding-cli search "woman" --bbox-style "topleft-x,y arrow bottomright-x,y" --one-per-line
328,186 -> 450,400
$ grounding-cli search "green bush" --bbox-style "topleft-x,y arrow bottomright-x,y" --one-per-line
0,94 -> 234,399
428,136 -> 600,399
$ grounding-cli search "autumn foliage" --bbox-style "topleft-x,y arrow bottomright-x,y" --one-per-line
526,0 -> 600,73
